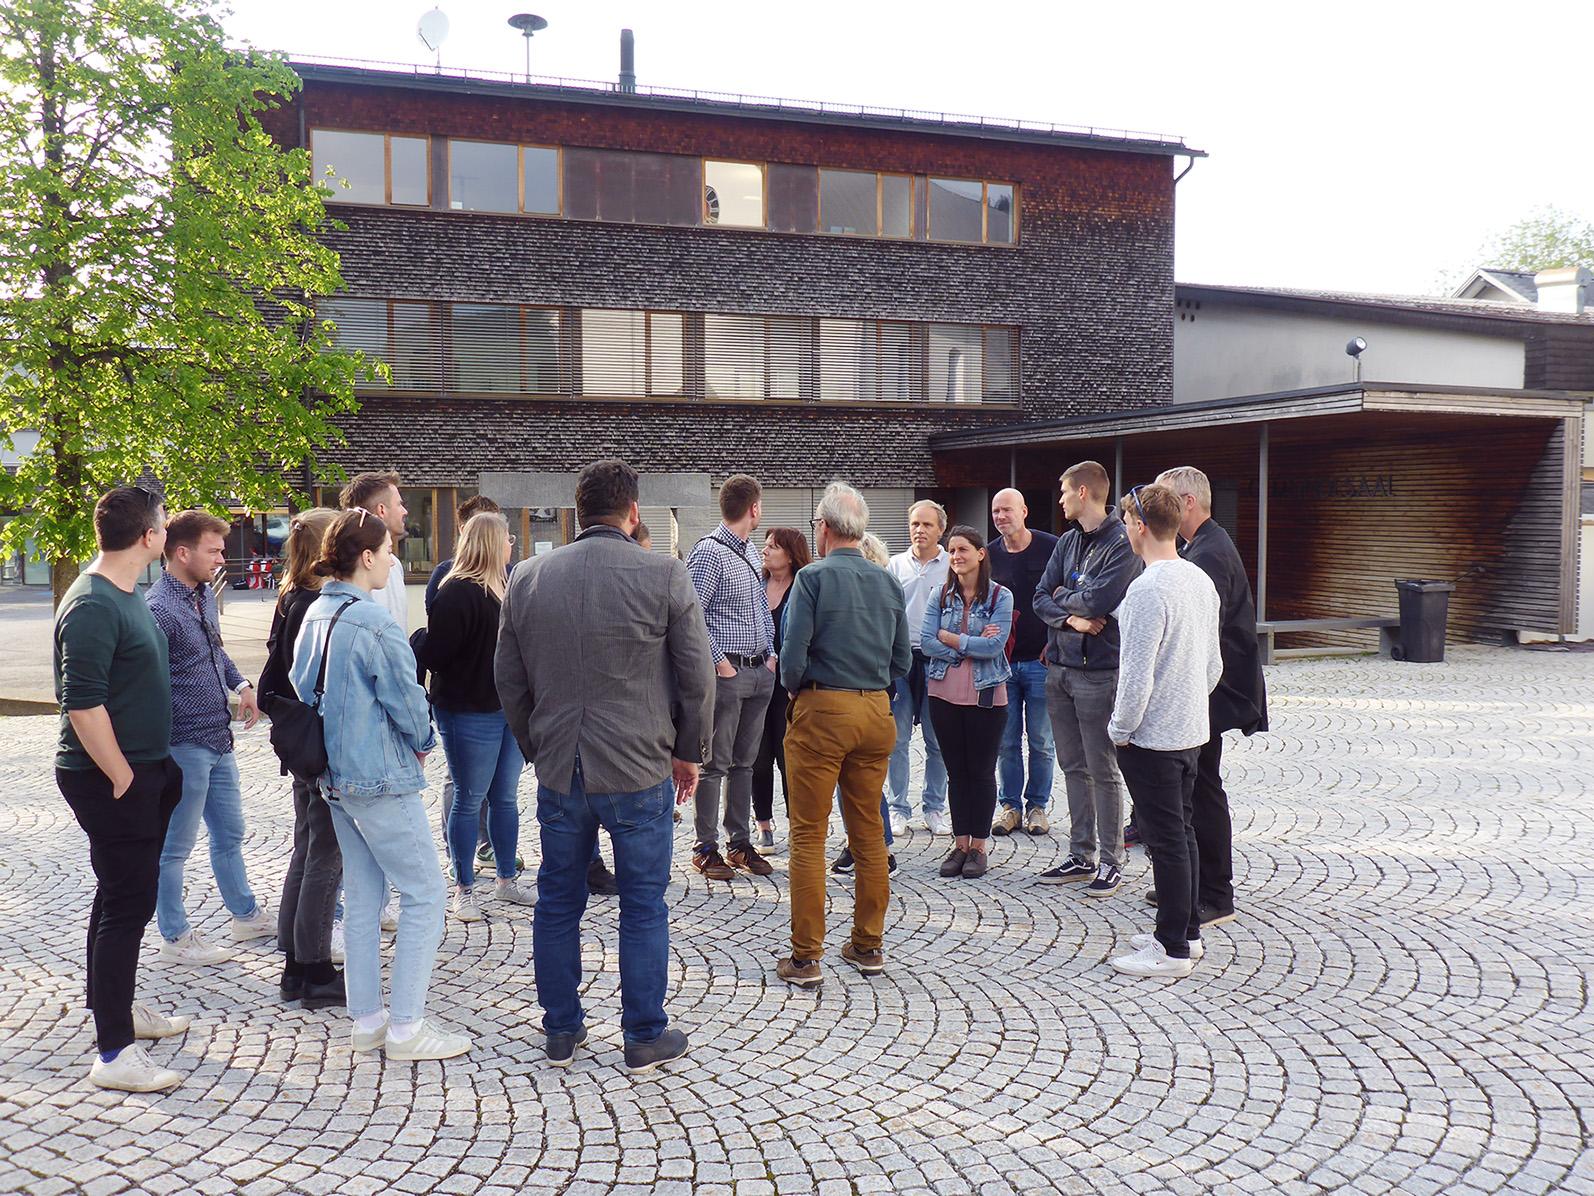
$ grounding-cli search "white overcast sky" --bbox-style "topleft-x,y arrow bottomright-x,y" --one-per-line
224,0 -> 1594,296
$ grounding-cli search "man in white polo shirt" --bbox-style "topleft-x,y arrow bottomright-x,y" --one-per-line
885,500 -> 951,836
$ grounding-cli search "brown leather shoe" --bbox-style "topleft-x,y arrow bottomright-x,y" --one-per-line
939,847 -> 968,877
840,942 -> 885,976
776,956 -> 823,988
961,848 -> 989,879
692,849 -> 736,881
727,843 -> 774,877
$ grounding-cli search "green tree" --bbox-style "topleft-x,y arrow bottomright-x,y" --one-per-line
0,0 -> 381,605
1477,206 -> 1594,274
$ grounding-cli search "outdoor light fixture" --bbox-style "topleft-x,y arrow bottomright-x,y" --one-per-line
1346,336 -> 1368,384
508,13 -> 548,81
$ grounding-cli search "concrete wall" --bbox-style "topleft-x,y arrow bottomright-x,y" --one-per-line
1174,306 -> 1526,403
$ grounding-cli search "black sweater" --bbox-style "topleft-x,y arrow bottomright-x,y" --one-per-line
419,577 -> 504,713
258,585 -> 319,712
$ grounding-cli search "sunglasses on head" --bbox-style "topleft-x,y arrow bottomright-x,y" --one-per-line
1127,485 -> 1148,523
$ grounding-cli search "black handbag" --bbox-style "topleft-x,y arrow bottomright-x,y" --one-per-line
268,597 -> 358,782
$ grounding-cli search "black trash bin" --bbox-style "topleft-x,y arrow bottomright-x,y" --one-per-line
1393,579 -> 1455,662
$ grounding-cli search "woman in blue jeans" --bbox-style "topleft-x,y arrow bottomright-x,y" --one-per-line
419,512 -> 530,922
291,508 -> 468,1062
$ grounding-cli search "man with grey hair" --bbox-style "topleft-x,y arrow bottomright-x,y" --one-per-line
777,483 -> 911,988
885,499 -> 951,835
1149,466 -> 1267,928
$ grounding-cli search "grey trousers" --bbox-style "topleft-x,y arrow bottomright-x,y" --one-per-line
1045,664 -> 1126,870
694,662 -> 777,852
278,777 -> 343,964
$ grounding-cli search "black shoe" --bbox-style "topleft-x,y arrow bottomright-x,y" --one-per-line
831,847 -> 855,874
300,970 -> 346,1010
759,827 -> 775,849
1085,863 -> 1122,898
546,1026 -> 588,1068
1037,855 -> 1094,884
587,860 -> 619,896
887,854 -> 898,875
625,1027 -> 689,1074
1199,904 -> 1237,928
279,968 -> 305,1001
1144,887 -> 1159,907
1123,820 -> 1142,846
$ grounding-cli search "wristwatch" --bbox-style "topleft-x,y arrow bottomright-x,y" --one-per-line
233,681 -> 253,695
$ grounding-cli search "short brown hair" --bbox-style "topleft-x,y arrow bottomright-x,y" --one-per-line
458,494 -> 501,522
1062,461 -> 1110,502
575,459 -> 639,528
164,510 -> 231,559
718,474 -> 762,522
313,508 -> 390,579
1121,483 -> 1182,541
94,486 -> 164,552
340,470 -> 400,511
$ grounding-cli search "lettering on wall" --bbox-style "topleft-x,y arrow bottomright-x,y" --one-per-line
1265,475 -> 1397,501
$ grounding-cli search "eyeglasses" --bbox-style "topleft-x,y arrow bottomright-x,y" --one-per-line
1128,485 -> 1148,523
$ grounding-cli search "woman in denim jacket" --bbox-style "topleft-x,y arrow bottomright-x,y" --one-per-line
290,508 -> 468,1063
919,525 -> 1013,879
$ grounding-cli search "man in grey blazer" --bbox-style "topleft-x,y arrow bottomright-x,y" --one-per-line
495,459 -> 715,1074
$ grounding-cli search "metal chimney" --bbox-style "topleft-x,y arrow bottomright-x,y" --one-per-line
619,28 -> 636,92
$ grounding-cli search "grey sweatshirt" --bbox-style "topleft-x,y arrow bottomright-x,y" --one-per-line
1108,558 -> 1223,751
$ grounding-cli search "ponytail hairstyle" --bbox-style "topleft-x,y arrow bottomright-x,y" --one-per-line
940,524 -> 994,610
441,512 -> 510,603
312,507 -> 391,581
279,507 -> 339,598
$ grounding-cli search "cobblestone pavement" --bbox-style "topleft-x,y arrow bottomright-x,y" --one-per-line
1,645 -> 1590,1196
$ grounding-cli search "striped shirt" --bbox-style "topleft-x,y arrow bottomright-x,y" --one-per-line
686,525 -> 775,664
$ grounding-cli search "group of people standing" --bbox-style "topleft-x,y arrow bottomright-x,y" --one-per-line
51,452 -> 1265,1093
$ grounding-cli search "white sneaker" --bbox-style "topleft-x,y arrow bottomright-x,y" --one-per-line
924,809 -> 952,836
329,921 -> 346,964
89,1044 -> 182,1093
494,878 -> 536,906
888,812 -> 910,837
452,888 -> 483,923
131,1002 -> 191,1039
159,929 -> 235,966
231,905 -> 275,942
384,1019 -> 472,1062
380,899 -> 399,932
1130,933 -> 1205,962
351,1017 -> 387,1053
1110,937 -> 1196,978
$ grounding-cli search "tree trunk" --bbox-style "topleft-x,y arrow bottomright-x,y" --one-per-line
51,556 -> 78,610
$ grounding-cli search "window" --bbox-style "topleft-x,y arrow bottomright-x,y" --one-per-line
768,164 -> 818,233
704,161 -> 764,227
451,304 -> 521,393
398,488 -> 435,576
986,183 -> 1015,244
522,308 -> 562,392
820,170 -> 878,236
928,178 -> 985,243
705,315 -> 764,400
582,309 -> 683,396
388,302 -> 441,390
320,297 -> 388,363
563,149 -> 699,225
929,323 -> 984,401
648,313 -> 685,395
819,320 -> 877,402
449,140 -> 518,212
983,327 -> 1018,400
881,174 -> 913,238
877,322 -> 920,401
390,137 -> 429,206
522,146 -> 559,215
312,131 -> 385,204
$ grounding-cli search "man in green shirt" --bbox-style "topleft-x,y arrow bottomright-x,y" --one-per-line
54,486 -> 191,1093
777,482 -> 911,989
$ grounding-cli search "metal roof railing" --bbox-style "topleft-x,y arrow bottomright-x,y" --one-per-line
282,53 -> 1197,151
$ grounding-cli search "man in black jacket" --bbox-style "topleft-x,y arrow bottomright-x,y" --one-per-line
1155,467 -> 1268,925
1032,461 -> 1143,897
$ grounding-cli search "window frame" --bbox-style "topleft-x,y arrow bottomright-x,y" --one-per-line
702,159 -> 768,229
927,177 -> 1020,246
310,128 -> 431,208
518,143 -> 563,217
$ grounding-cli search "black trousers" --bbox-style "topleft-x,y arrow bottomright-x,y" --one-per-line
1117,742 -> 1200,958
58,758 -> 183,1054
751,685 -> 789,824
1193,734 -> 1235,913
928,698 -> 1005,839
278,777 -> 343,964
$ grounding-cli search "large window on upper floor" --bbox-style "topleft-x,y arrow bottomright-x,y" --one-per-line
703,161 -> 765,227
928,178 -> 1016,245
581,309 -> 685,397
319,297 -> 442,389
563,149 -> 699,225
819,169 -> 914,238
313,130 -> 429,206
448,140 -> 560,214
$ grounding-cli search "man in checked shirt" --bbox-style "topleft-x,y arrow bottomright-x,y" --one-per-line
686,475 -> 778,880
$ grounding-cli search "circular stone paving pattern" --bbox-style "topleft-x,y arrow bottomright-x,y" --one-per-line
0,645 -> 1590,1195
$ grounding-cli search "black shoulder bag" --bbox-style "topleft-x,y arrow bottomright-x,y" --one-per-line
268,597 -> 358,783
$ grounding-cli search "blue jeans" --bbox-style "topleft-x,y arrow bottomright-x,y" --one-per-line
834,789 -> 895,847
887,676 -> 947,818
158,744 -> 257,941
436,708 -> 524,887
534,758 -> 673,1045
997,659 -> 1055,810
326,789 -> 445,1023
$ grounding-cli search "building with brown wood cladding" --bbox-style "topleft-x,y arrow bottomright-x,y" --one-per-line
255,58 -> 1201,573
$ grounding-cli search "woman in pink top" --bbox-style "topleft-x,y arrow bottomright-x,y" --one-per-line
918,526 -> 1014,879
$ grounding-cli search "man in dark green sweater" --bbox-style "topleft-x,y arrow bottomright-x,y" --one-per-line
777,483 -> 911,989
54,486 -> 191,1093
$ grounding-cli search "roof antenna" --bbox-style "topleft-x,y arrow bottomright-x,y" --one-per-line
416,8 -> 449,70
507,13 -> 548,82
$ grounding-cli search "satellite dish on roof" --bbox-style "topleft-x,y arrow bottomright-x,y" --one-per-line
417,8 -> 449,65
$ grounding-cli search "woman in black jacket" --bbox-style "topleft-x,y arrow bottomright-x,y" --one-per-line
258,507 -> 344,1008
418,513 -> 529,923
750,527 -> 811,847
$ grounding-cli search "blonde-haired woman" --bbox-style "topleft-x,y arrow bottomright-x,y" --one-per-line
860,533 -> 890,569
418,512 -> 530,921
258,508 -> 345,1008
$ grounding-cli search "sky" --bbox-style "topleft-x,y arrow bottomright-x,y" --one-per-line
222,0 -> 1594,297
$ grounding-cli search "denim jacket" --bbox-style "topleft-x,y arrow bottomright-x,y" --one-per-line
289,580 -> 437,799
918,581 -> 1014,691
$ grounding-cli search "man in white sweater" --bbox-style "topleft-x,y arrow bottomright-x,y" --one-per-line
1105,483 -> 1222,979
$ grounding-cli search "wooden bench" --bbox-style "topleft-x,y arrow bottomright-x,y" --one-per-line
1256,617 -> 1400,666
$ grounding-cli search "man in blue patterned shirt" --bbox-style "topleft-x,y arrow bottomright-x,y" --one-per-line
146,511 -> 270,966
686,475 -> 777,881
